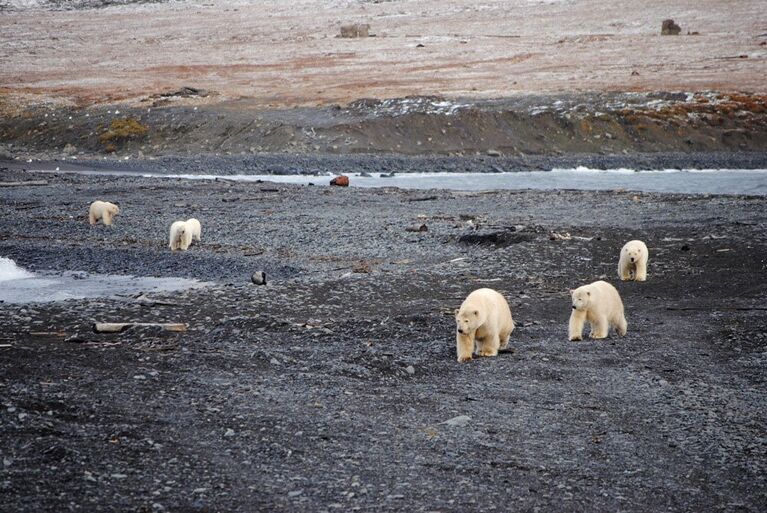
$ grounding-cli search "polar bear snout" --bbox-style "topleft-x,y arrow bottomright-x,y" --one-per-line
630,256 -> 635,263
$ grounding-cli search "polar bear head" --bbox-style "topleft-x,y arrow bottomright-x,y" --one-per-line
569,286 -> 591,311
622,243 -> 642,263
454,308 -> 481,335
108,203 -> 120,215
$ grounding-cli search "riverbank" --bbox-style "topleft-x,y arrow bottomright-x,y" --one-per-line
1,170 -> 765,511
3,92 -> 767,160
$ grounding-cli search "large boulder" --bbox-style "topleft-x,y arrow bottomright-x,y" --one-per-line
661,19 -> 681,35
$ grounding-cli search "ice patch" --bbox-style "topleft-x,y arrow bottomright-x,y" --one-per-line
0,257 -> 34,282
0,259 -> 209,304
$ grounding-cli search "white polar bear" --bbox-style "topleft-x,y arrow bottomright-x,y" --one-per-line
454,288 -> 515,362
568,280 -> 627,341
88,201 -> 120,226
169,221 -> 192,251
618,240 -> 649,281
186,218 -> 202,242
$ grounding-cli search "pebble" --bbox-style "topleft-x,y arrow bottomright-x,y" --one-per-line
443,415 -> 471,427
405,365 -> 415,375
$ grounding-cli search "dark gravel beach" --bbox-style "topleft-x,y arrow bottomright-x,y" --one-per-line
1,167 -> 766,512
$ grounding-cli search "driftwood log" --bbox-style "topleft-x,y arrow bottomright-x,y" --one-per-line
93,322 -> 187,333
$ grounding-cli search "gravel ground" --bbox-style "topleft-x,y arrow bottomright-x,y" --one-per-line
1,168 -> 766,512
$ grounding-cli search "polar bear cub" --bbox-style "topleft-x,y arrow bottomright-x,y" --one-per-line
454,288 -> 514,362
169,221 -> 193,251
88,201 -> 120,226
569,280 -> 627,341
618,240 -> 648,281
186,218 -> 201,242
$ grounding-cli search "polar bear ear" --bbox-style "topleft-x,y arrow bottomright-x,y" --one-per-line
568,289 -> 574,295
454,308 -> 460,316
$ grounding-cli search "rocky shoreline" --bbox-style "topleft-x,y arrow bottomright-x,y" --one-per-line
0,169 -> 765,511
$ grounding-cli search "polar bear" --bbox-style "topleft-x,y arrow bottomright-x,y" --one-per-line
169,220 -> 192,251
454,288 -> 514,362
618,240 -> 649,281
88,201 -> 120,226
186,218 -> 202,242
568,280 -> 627,341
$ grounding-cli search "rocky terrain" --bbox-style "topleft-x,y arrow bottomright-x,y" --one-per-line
1,169 -> 766,512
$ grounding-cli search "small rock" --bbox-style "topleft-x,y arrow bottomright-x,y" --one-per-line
224,428 -> 235,437
330,175 -> 349,186
681,244 -> 690,251
486,149 -> 501,157
340,23 -> 370,38
405,365 -> 415,375
442,415 -> 471,427
251,271 -> 267,285
358,172 -> 372,177
405,224 -> 428,233
110,473 -> 128,480
661,19 -> 681,35
288,490 -> 303,498
270,358 -> 280,365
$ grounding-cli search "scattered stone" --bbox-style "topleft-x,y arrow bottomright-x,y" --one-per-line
340,24 -> 370,38
330,175 -> 349,186
224,428 -> 235,437
63,143 -> 77,155
251,271 -> 267,285
486,149 -> 501,157
405,224 -> 428,233
442,415 -> 471,427
358,172 -> 372,178
288,490 -> 303,498
681,244 -> 691,251
661,19 -> 681,35
405,365 -> 415,375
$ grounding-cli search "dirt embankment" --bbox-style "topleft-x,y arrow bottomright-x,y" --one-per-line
2,92 -> 767,159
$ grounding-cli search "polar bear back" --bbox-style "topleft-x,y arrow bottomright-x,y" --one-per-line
459,288 -> 514,333
582,280 -> 625,319
186,218 -> 202,241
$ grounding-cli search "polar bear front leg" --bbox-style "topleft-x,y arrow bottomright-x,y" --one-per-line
456,333 -> 474,362
618,259 -> 632,281
478,333 -> 500,357
89,211 -> 97,225
102,212 -> 112,226
589,315 -> 609,339
634,260 -> 647,281
568,310 -> 586,341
